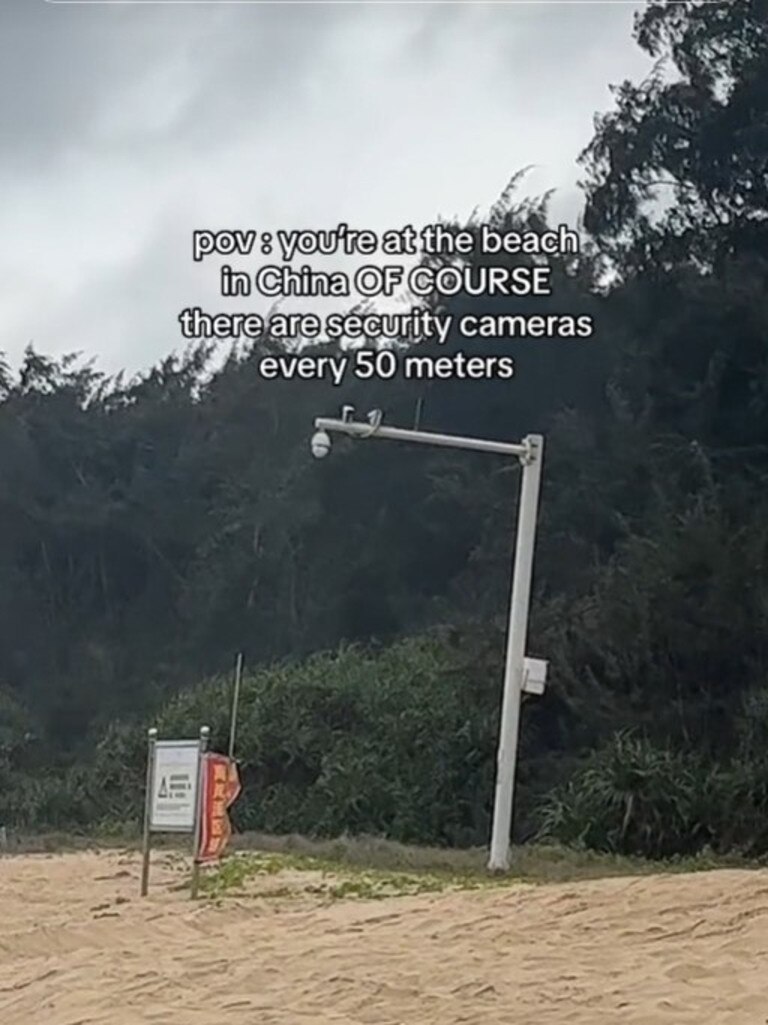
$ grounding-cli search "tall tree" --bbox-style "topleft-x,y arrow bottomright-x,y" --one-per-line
581,0 -> 768,272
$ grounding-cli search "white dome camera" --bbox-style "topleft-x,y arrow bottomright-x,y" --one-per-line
311,429 -> 331,459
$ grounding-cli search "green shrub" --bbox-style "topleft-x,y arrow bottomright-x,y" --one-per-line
85,634 -> 502,847
536,731 -> 717,858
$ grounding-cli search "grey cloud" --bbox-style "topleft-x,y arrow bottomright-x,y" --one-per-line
22,206 -> 207,374
1,0 -> 651,376
0,4 -> 178,169
0,1 -> 350,170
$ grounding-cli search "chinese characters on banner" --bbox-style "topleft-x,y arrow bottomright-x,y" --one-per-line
196,753 -> 241,864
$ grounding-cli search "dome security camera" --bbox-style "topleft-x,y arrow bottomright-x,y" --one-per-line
311,429 -> 331,459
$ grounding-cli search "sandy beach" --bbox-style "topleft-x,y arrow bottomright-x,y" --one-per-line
0,849 -> 766,1025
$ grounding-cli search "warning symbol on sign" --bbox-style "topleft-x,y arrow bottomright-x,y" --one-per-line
158,777 -> 168,798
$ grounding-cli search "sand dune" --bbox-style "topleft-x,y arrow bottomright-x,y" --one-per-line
0,849 -> 767,1024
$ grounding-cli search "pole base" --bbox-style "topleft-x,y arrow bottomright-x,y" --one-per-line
487,858 -> 511,874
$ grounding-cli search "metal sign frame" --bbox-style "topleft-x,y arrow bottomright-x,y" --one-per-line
140,725 -> 210,898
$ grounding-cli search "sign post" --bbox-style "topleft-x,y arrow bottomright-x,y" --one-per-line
140,727 -> 208,897
140,728 -> 158,897
190,726 -> 211,900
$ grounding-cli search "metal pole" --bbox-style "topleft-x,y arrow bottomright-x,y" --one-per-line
313,412 -> 546,872
488,435 -> 544,872
140,727 -> 158,897
314,417 -> 528,459
190,725 -> 210,899
228,653 -> 243,761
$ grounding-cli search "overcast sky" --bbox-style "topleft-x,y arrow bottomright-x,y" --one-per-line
0,0 -> 652,377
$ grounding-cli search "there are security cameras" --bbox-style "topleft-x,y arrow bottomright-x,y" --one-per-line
310,430 -> 331,459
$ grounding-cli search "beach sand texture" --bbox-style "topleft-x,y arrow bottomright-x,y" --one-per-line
0,850 -> 766,1025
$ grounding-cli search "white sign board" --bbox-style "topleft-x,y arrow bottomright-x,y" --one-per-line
150,740 -> 200,833
522,657 -> 548,696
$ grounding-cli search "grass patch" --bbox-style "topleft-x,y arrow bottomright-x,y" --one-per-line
3,826 -> 763,898
228,831 -> 761,883
197,837 -> 763,903
198,849 -> 488,901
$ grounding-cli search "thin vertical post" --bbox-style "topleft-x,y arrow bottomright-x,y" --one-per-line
488,435 -> 544,872
190,725 -> 210,899
228,653 -> 244,761
140,727 -> 158,897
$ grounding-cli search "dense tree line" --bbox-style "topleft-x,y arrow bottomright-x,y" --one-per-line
1,0 -> 767,856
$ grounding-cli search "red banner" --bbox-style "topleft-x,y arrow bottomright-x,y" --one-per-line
196,753 -> 241,864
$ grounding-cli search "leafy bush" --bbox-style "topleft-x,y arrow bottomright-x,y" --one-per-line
536,731 -> 718,858
6,644 -> 768,860
707,686 -> 768,856
537,706 -> 768,861
84,633 -> 504,847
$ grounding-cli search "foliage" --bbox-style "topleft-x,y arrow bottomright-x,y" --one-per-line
538,685 -> 768,859
83,634 -> 505,846
536,731 -> 716,857
581,0 -> 768,272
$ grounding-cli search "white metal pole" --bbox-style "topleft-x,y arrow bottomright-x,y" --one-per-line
312,412 -> 546,872
313,417 -> 528,459
488,434 -> 544,872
